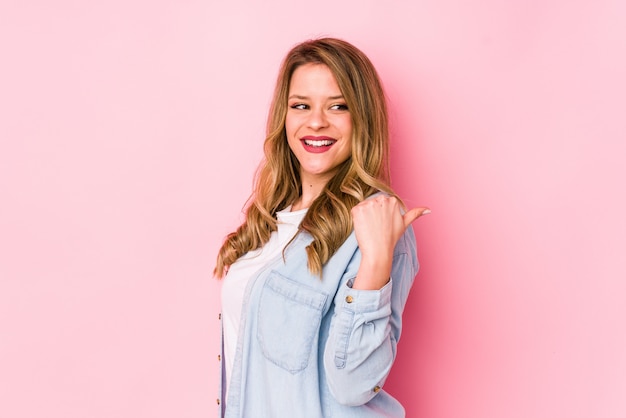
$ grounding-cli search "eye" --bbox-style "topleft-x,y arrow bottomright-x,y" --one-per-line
290,103 -> 308,110
330,103 -> 349,111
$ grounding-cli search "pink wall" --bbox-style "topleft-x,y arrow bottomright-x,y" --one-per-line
1,1 -> 625,417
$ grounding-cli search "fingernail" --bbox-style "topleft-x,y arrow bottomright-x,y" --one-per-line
422,209 -> 431,215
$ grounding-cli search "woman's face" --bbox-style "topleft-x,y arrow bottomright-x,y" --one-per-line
285,63 -> 353,187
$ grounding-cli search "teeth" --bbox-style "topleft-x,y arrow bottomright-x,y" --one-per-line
304,139 -> 334,147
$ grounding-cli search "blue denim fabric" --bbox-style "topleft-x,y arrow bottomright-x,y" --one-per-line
218,223 -> 419,417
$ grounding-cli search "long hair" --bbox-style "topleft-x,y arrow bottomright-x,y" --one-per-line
214,37 -> 398,278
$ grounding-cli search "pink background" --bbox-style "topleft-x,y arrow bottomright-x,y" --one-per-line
1,1 -> 625,417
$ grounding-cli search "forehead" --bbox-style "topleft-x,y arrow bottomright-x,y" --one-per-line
288,63 -> 342,94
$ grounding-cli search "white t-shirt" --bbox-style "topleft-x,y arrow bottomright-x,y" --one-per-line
221,206 -> 307,394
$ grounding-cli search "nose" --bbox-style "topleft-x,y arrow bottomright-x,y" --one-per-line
307,107 -> 329,130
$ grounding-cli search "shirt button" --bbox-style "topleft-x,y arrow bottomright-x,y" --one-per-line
218,313 -> 221,320
345,295 -> 353,303
217,354 -> 221,361
217,398 -> 220,405
373,385 -> 381,393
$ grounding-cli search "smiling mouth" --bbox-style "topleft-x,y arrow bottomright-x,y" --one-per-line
303,138 -> 335,147
301,136 -> 337,148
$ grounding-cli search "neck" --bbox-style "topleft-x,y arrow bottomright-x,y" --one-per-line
291,175 -> 330,211
291,185 -> 318,211
291,168 -> 340,210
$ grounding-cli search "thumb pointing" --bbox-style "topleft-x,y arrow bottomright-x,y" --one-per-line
403,207 -> 431,229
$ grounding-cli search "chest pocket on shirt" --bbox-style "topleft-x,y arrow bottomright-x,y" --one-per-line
257,271 -> 328,373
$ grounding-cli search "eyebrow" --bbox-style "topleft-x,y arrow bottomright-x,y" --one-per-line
288,94 -> 345,100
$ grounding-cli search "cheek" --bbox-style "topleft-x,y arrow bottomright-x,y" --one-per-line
339,115 -> 353,135
342,142 -> 353,160
342,120 -> 352,141
284,120 -> 298,153
341,118 -> 353,157
284,115 -> 297,139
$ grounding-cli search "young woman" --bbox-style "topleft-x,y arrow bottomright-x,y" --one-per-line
214,37 -> 429,417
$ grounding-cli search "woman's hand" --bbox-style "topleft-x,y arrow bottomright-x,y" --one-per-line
351,195 -> 430,290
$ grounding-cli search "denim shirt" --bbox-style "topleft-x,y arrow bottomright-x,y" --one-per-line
218,221 -> 419,417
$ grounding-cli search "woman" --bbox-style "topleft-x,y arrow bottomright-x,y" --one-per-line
214,37 -> 429,417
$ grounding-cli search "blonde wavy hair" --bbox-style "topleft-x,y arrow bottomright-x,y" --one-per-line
214,37 -> 398,278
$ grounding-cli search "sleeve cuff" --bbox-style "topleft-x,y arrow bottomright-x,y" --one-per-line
338,278 -> 393,313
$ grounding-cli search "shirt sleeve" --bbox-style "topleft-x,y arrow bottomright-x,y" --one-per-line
323,226 -> 419,406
